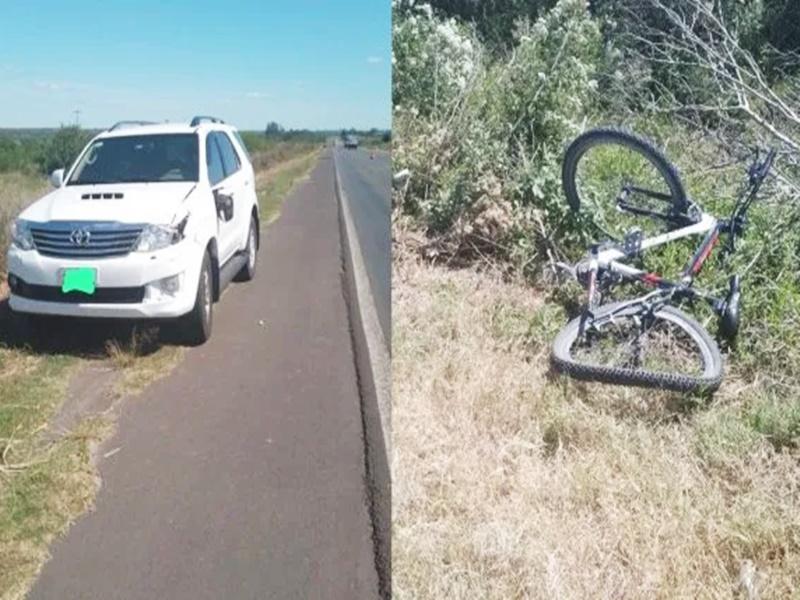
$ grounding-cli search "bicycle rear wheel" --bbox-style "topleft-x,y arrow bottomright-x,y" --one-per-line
562,127 -> 689,240
552,301 -> 722,393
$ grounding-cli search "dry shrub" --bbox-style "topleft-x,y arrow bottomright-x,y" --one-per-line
249,141 -> 319,172
104,326 -> 160,369
393,245 -> 800,599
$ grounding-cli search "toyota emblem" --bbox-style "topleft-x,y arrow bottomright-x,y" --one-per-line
70,228 -> 92,246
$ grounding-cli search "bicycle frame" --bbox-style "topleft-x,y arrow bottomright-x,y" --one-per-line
597,212 -> 719,287
575,147 -> 775,325
576,209 -> 731,326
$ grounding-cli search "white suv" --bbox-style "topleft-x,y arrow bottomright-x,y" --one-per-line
6,116 -> 260,344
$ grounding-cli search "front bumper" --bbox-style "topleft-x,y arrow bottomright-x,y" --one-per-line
7,240 -> 203,319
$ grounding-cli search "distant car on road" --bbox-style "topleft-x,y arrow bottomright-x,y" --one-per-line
344,135 -> 359,149
6,116 -> 260,345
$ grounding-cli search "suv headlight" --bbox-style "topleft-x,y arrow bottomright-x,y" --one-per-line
10,219 -> 34,250
135,223 -> 185,252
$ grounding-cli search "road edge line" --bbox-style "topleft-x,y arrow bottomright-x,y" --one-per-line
333,149 -> 391,600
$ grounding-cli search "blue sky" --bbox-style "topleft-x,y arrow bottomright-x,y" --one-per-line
0,0 -> 391,130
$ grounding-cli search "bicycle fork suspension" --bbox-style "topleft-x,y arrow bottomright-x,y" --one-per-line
579,245 -> 601,338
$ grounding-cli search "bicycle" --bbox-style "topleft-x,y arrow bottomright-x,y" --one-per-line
550,127 -> 776,393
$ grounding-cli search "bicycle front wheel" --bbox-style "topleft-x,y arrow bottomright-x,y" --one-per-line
562,127 -> 689,239
552,302 -> 723,393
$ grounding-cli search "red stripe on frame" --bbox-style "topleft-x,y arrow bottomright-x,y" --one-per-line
692,231 -> 720,275
642,272 -> 662,286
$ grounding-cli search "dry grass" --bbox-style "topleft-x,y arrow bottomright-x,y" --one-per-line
393,245 -> 800,599
254,148 -> 320,224
248,140 -> 320,172
105,328 -> 184,398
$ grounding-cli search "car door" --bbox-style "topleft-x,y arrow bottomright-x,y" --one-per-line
206,132 -> 238,264
215,132 -> 249,254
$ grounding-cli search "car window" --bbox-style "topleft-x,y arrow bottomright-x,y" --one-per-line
216,132 -> 241,178
232,131 -> 251,161
206,134 -> 225,186
68,134 -> 199,185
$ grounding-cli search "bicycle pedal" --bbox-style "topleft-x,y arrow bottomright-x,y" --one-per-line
622,228 -> 643,256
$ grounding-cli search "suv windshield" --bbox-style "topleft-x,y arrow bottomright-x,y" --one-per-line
68,133 -> 199,185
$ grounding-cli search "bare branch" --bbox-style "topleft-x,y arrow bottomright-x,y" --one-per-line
619,0 -> 800,158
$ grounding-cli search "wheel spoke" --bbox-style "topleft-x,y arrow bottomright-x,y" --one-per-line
553,301 -> 722,392
574,310 -> 705,377
626,185 -> 674,202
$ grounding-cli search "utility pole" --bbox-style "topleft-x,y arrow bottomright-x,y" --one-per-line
73,109 -> 81,127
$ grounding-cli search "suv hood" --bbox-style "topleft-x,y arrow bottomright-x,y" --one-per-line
19,182 -> 198,225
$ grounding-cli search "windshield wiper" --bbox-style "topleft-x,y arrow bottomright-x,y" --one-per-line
70,177 -> 150,185
70,175 -> 194,185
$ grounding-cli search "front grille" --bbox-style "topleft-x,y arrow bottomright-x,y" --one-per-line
30,222 -> 143,258
10,276 -> 145,304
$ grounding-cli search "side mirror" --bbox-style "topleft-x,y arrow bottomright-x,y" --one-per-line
214,190 -> 234,222
49,168 -> 65,188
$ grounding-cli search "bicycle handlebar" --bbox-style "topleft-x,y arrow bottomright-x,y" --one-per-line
725,147 -> 777,253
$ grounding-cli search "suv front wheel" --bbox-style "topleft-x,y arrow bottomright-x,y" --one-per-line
177,251 -> 213,345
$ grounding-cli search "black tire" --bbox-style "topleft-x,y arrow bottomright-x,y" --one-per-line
552,301 -> 723,393
562,127 -> 688,238
235,216 -> 258,282
176,251 -> 213,346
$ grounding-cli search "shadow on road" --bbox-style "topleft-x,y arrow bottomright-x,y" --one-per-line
0,297 -> 171,359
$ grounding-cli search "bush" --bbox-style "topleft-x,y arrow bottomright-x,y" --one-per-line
0,137 -> 44,174
418,0 -> 558,50
38,126 -> 92,176
393,0 -> 602,267
392,2 -> 480,117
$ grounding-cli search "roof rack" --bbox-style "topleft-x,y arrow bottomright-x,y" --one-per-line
109,120 -> 157,131
190,115 -> 225,127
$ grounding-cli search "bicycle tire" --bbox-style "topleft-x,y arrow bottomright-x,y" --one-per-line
552,301 -> 723,393
562,127 -> 689,232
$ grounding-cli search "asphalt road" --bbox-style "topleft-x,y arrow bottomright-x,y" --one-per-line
30,150 -> 382,599
333,147 -> 391,344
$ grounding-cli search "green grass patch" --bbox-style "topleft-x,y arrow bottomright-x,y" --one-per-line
256,150 -> 320,224
0,350 -> 101,599
746,395 -> 800,451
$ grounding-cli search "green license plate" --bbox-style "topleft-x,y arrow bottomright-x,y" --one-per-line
61,268 -> 97,295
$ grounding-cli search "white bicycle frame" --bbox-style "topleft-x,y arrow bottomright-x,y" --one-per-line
570,145 -> 774,341
592,212 -> 718,284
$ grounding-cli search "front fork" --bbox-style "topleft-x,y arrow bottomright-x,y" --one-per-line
682,221 -> 742,341
578,244 -> 601,338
